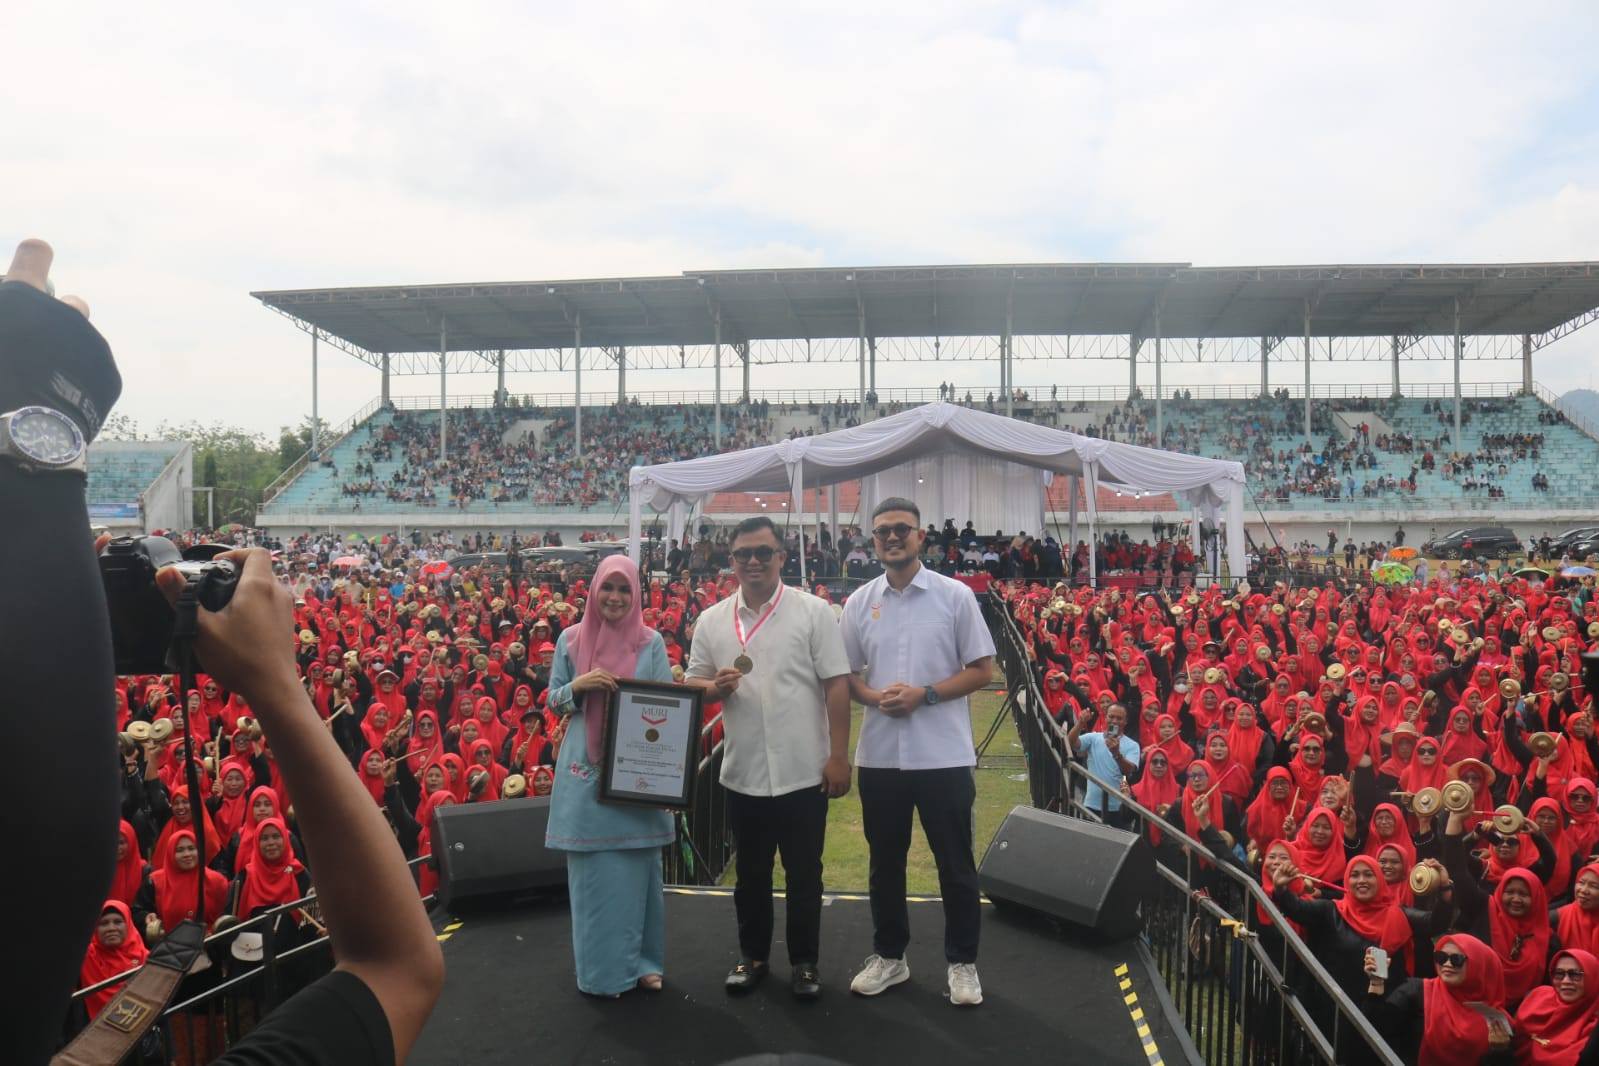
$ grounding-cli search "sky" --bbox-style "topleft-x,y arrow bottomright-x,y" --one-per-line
7,1 -> 1599,437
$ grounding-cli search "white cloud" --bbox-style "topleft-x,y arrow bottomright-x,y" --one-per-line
4,1 -> 1598,432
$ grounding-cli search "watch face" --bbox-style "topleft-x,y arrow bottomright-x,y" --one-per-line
11,407 -> 83,464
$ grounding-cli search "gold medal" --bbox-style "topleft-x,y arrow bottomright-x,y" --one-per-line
734,654 -> 754,675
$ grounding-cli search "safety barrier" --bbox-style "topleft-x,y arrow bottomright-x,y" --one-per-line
987,591 -> 1403,1066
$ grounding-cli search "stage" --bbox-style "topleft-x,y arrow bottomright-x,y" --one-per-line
414,887 -> 1191,1066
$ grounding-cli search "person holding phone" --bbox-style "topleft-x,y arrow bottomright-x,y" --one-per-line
1066,702 -> 1141,829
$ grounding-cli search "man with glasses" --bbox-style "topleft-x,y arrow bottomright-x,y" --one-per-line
685,516 -> 852,1000
841,498 -> 996,1007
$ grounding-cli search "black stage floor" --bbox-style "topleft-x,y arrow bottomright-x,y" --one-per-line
414,888 -> 1186,1066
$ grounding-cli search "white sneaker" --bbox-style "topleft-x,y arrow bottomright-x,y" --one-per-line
947,962 -> 983,1006
849,954 -> 910,996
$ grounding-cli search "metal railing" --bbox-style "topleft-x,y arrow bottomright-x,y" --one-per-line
987,591 -> 1402,1066
261,397 -> 385,505
666,713 -> 733,885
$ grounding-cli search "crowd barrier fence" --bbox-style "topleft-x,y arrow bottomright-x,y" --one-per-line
986,591 -> 1403,1066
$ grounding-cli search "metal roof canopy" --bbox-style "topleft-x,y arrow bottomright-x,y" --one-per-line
252,261 -> 1599,370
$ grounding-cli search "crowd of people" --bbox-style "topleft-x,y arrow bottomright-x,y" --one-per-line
1002,563 -> 1599,1062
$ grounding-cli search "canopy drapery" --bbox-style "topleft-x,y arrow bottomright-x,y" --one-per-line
628,402 -> 1247,581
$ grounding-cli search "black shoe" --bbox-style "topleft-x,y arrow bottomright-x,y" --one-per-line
725,959 -> 767,994
791,964 -> 822,1000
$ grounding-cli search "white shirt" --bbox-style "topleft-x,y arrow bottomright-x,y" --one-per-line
841,564 -> 996,770
686,583 -> 851,797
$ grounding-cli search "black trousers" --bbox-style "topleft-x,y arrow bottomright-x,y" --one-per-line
726,784 -> 828,965
858,766 -> 981,964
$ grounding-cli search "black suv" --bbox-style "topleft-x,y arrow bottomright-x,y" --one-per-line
1420,526 -> 1522,560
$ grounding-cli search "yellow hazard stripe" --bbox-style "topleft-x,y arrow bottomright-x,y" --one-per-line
1116,962 -> 1163,1066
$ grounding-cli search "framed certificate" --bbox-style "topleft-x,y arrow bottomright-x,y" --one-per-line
600,678 -> 705,809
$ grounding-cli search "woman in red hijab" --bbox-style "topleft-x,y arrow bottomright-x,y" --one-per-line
1439,707 -> 1490,765
156,785 -> 222,866
230,785 -> 282,875
1363,933 -> 1510,1065
1130,748 -> 1180,846
357,748 -> 388,805
1558,864 -> 1599,960
1146,713 -> 1195,779
1529,796 -> 1579,899
1269,854 -> 1415,1005
107,820 -> 148,908
1198,731 -> 1250,808
1485,868 -> 1556,1007
209,757 -> 253,842
1401,736 -> 1450,796
414,789 -> 456,898
1245,767 -> 1297,855
144,829 -> 229,936
77,901 -> 149,1019
1285,734 -> 1329,813
1515,949 -> 1599,1065
1292,807 -> 1347,888
1564,779 -> 1599,861
232,816 -> 309,919
1361,803 -> 1416,864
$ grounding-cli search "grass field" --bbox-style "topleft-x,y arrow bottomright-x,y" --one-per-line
729,688 -> 1033,896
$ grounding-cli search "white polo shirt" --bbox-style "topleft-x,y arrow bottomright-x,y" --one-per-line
841,564 -> 996,770
686,583 -> 852,797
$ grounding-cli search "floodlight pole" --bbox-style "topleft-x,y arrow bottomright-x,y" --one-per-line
713,308 -> 723,446
1453,297 -> 1463,444
1302,300 -> 1312,440
311,330 -> 320,457
574,315 -> 584,459
439,317 -> 448,462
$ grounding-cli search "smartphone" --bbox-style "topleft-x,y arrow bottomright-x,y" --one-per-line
1106,723 -> 1120,739
1368,947 -> 1389,980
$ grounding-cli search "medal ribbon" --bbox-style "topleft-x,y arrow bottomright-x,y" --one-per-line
733,582 -> 785,654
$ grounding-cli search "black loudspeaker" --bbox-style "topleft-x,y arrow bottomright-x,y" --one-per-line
978,805 -> 1153,940
431,797 -> 567,910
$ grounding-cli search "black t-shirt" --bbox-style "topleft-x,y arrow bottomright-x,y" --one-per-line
213,969 -> 392,1066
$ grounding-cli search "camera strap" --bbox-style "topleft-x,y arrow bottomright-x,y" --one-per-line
53,576 -> 215,1065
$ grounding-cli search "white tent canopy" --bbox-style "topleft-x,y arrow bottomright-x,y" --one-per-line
628,402 -> 1247,581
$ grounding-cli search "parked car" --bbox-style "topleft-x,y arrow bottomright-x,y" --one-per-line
1420,526 -> 1522,560
1551,526 -> 1599,554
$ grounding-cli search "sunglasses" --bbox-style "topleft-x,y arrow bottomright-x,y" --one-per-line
1553,967 -> 1586,983
872,523 -> 917,541
1434,950 -> 1468,969
731,546 -> 777,563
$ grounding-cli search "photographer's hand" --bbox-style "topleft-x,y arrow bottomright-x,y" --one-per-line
155,549 -> 442,1062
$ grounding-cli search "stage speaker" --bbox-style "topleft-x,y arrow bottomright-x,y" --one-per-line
431,797 -> 566,910
978,805 -> 1153,940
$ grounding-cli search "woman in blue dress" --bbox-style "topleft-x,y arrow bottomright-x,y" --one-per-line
545,555 -> 675,996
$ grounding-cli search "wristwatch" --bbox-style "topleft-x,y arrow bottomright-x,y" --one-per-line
0,405 -> 87,475
923,685 -> 940,706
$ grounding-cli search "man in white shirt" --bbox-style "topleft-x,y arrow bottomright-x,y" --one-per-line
840,498 -> 996,1007
685,516 -> 852,1000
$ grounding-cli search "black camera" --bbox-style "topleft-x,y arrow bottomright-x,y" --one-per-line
99,535 -> 240,675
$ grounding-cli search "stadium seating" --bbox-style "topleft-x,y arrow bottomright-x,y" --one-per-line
257,393 -> 1599,519
86,442 -> 185,505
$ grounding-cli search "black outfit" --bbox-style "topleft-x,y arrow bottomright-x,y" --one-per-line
857,765 -> 982,964
212,970 -> 393,1066
1361,978 -> 1515,1066
726,785 -> 829,965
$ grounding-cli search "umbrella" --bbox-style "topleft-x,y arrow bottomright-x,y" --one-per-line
347,532 -> 368,543
420,560 -> 453,579
1386,546 -> 1418,561
1373,562 -> 1414,585
332,555 -> 364,568
1512,566 -> 1552,581
1561,566 -> 1596,577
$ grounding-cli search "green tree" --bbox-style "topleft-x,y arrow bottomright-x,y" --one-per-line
154,421 -> 289,527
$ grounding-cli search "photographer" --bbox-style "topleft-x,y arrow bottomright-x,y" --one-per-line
2,241 -> 441,1064
1066,702 -> 1142,829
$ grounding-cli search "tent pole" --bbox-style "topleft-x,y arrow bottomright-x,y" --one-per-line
1302,300 -> 1312,440
714,309 -> 723,446
311,329 -> 320,457
1453,297 -> 1463,444
574,315 -> 583,460
439,317 -> 448,462
1153,302 -> 1163,445
1003,288 -> 1014,418
857,297 -> 867,421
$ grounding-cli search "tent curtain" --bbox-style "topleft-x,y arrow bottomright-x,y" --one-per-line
862,454 -> 1045,539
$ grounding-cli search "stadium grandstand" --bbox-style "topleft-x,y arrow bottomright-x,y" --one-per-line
249,262 -> 1599,550
84,439 -> 193,532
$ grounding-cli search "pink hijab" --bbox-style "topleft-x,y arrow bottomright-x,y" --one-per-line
563,556 -> 653,762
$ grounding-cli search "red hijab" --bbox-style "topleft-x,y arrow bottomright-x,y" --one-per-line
1400,737 -> 1450,794
150,829 -> 230,933
1334,855 -> 1414,962
1489,868 -> 1553,1005
1516,949 -> 1599,1066
1292,807 -> 1346,886
156,785 -> 222,864
1361,803 -> 1416,863
1566,778 -> 1599,860
1258,840 -> 1310,932
1286,738 -> 1327,806
1200,734 -> 1250,807
212,758 -> 253,840
108,820 -> 145,906
357,748 -> 387,804
1439,707 -> 1489,764
1559,864 -> 1599,959
1420,934 -> 1505,1066
1245,767 -> 1296,852
235,815 -> 305,917
1148,714 -> 1194,777
235,785 -> 281,862
1531,796 -> 1576,898
79,900 -> 149,1018
564,556 -> 654,763
1130,751 -> 1180,845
